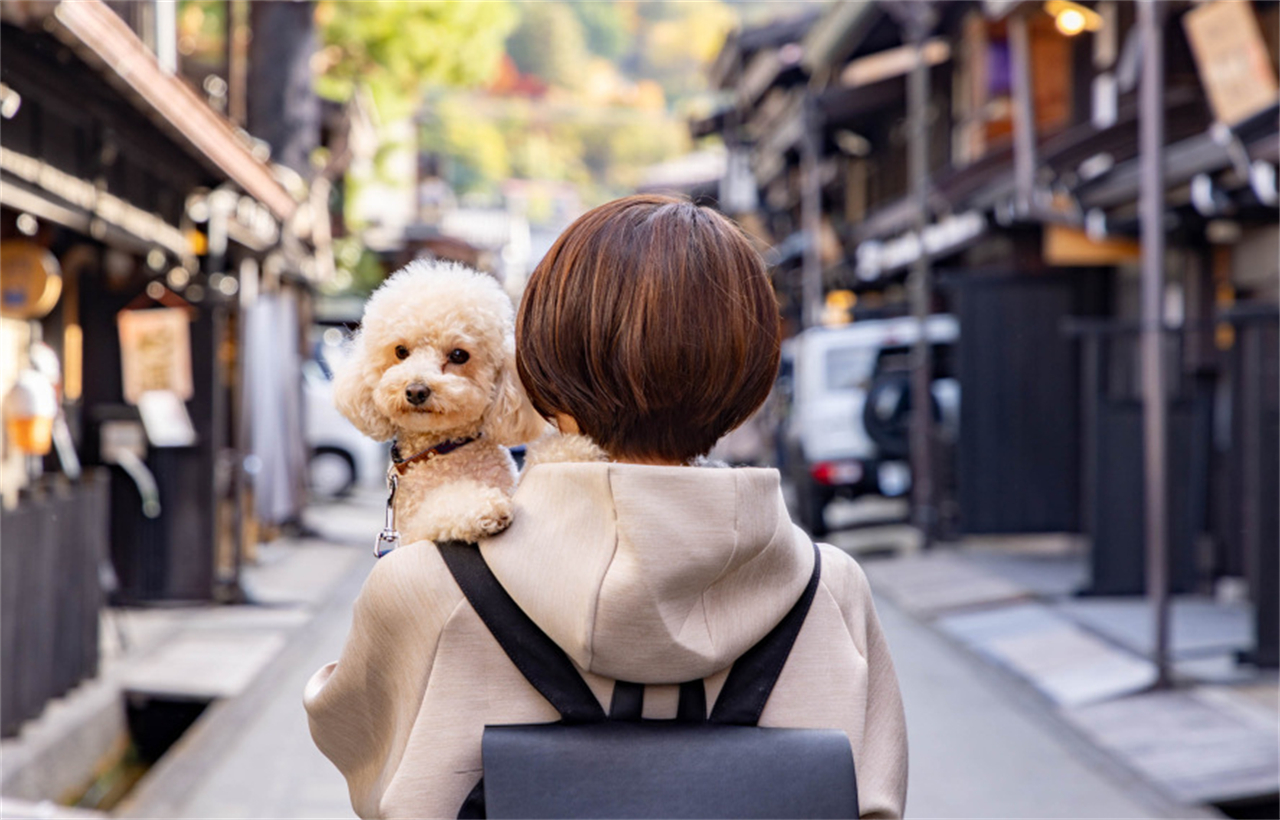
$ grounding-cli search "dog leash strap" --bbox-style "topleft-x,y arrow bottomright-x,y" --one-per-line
373,472 -> 401,558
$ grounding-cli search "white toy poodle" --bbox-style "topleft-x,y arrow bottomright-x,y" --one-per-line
333,260 -> 548,547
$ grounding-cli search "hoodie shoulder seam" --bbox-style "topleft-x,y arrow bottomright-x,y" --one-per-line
816,544 -> 870,663
583,464 -> 622,672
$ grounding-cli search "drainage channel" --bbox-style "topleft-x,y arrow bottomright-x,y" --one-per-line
65,692 -> 213,812
1214,794 -> 1280,820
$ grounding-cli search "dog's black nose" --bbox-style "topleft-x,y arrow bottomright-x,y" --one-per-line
406,383 -> 431,406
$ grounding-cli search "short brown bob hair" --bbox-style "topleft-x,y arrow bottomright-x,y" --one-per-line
517,194 -> 781,463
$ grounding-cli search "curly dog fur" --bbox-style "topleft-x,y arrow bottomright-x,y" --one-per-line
333,260 -> 549,544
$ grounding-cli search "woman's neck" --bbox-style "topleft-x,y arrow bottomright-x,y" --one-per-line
552,414 -> 682,466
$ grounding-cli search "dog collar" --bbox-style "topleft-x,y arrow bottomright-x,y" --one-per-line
390,434 -> 480,475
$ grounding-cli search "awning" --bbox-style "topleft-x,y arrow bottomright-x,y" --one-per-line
1,146 -> 190,258
855,210 -> 988,280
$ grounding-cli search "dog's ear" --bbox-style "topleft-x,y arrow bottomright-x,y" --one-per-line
332,333 -> 396,441
484,352 -> 551,447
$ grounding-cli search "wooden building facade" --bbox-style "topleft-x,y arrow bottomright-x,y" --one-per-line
0,0 -> 329,735
695,0 -> 1279,667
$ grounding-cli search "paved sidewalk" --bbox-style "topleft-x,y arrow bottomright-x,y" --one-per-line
875,592 -> 1194,819
116,550 -> 363,819
0,489 -> 379,815
112,492 -> 382,819
861,537 -> 1279,816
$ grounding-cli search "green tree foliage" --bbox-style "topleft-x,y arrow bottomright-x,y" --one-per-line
570,2 -> 631,61
634,1 -> 738,103
176,0 -> 227,65
314,0 -> 518,119
423,94 -> 689,207
316,0 -> 747,235
422,95 -> 512,196
331,235 -> 387,295
505,2 -> 591,91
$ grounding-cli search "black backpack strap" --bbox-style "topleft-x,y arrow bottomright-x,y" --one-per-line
438,541 -> 606,724
609,681 -> 644,720
710,543 -> 822,726
677,679 -> 707,722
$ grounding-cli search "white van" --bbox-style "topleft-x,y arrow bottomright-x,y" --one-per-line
303,335 -> 390,498
782,314 -> 959,535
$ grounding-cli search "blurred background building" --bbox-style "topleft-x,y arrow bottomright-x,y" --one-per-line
0,0 -> 338,732
0,1 -> 1276,818
691,0 -> 1278,671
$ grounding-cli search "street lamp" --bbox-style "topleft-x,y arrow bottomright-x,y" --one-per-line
1044,1 -> 1103,36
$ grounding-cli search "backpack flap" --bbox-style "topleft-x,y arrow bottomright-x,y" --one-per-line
481,721 -> 858,820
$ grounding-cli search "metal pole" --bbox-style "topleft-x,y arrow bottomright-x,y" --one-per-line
1081,333 -> 1101,547
1238,321 -> 1268,665
1138,0 -> 1171,688
1008,10 -> 1037,215
800,95 -> 823,330
908,16 -> 936,546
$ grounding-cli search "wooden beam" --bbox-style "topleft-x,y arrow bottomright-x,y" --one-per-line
839,39 -> 950,89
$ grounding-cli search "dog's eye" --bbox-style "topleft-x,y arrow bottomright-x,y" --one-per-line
395,345 -> 410,360
448,348 -> 470,365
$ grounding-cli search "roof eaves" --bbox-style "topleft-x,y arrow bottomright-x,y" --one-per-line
44,0 -> 297,223
801,1 -> 880,79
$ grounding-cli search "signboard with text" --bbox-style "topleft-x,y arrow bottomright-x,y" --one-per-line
117,308 -> 193,405
1184,1 -> 1279,126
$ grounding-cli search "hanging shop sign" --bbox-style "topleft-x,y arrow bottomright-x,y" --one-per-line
0,240 -> 62,319
1183,1 -> 1280,127
118,307 -> 193,405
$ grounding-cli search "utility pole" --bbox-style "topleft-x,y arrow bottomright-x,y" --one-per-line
894,2 -> 938,546
1008,8 -> 1037,216
1138,0 -> 1172,688
800,95 -> 824,330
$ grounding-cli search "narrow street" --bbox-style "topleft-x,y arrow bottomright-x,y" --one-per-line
112,493 -> 1192,820
3,2 -> 1276,818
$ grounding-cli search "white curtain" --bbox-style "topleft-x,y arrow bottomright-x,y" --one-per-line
242,289 -> 308,525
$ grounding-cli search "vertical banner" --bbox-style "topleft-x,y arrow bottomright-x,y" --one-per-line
117,308 -> 194,405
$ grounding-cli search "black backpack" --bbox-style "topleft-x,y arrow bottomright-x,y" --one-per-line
438,540 -> 859,819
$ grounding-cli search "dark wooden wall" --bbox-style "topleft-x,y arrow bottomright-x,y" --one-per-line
950,269 -> 1107,534
0,473 -> 108,737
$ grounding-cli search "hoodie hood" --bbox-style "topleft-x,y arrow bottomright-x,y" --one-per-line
481,439 -> 814,684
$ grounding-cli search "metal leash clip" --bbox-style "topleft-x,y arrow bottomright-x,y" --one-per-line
374,470 -> 401,558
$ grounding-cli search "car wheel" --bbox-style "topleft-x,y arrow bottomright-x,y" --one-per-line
309,447 -> 357,498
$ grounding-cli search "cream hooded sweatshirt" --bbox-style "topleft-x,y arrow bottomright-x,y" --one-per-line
305,443 -> 908,819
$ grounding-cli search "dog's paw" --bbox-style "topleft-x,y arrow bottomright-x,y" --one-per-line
473,504 -> 514,537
